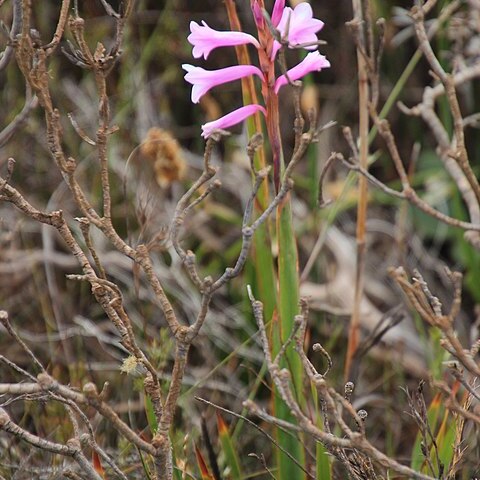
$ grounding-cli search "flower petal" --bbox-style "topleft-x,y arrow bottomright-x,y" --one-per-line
274,51 -> 330,93
188,20 -> 260,60
201,104 -> 266,138
293,3 -> 315,21
271,0 -> 286,27
183,64 -> 263,103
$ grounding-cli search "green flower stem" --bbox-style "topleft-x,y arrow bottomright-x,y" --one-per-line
266,88 -> 305,478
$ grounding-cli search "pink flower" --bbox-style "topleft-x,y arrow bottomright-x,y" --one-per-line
201,104 -> 266,138
274,51 -> 330,93
272,3 -> 324,58
183,64 -> 264,103
188,21 -> 260,60
271,0 -> 286,27
278,3 -> 324,47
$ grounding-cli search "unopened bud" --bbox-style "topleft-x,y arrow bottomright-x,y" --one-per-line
345,381 -> 355,395
357,409 -> 368,421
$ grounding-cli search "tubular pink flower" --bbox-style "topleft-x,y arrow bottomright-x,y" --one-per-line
188,21 -> 260,60
271,0 -> 286,27
183,64 -> 263,104
274,51 -> 330,93
272,3 -> 324,58
201,104 -> 266,138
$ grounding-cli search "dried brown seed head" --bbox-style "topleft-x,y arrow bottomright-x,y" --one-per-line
139,128 -> 186,188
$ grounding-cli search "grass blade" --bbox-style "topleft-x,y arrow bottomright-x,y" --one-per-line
92,450 -> 105,479
195,444 -> 215,480
411,392 -> 442,472
434,408 -> 455,476
217,412 -> 243,480
144,394 -> 158,434
275,193 -> 305,478
136,446 -> 154,480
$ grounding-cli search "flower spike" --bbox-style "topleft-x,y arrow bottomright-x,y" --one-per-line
183,1 -> 329,143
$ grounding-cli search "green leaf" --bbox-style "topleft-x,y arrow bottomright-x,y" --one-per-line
144,394 -> 158,434
316,442 -> 332,480
274,195 -> 306,479
434,408 -> 456,476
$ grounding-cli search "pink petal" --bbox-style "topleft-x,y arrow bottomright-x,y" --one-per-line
274,51 -> 330,93
277,6 -> 293,36
188,21 -> 260,60
201,104 -> 266,138
271,0 -> 285,27
183,64 -> 263,103
271,40 -> 282,60
293,3 -> 314,21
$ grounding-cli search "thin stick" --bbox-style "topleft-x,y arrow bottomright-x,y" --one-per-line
345,0 -> 370,381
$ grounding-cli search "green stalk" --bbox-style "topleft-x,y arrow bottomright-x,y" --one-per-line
267,90 -> 305,478
275,191 -> 305,478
